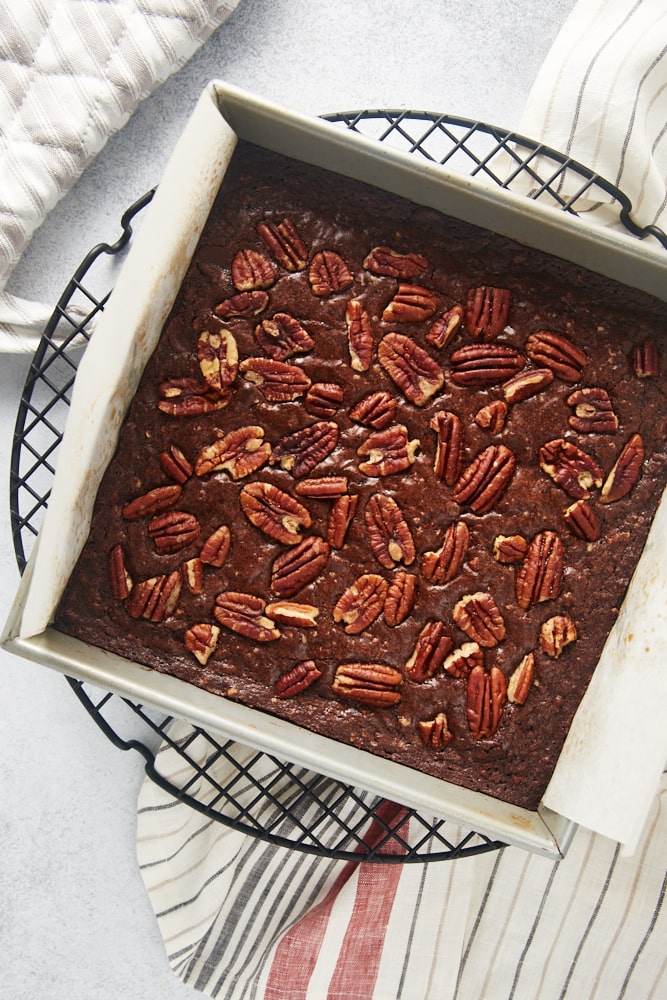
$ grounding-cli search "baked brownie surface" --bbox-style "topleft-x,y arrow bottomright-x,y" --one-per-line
55,141 -> 667,810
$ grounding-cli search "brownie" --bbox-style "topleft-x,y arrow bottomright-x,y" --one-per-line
55,141 -> 667,810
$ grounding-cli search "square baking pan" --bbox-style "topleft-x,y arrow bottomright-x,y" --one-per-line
5,82 -> 667,859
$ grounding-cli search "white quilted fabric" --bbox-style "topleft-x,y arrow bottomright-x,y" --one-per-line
0,0 -> 241,350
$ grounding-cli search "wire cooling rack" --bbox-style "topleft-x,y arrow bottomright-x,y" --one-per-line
10,110 -> 666,863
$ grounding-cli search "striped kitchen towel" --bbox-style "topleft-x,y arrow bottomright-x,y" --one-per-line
0,0 -> 241,351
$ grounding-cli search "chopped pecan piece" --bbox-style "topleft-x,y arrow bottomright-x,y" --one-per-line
502,367 -> 554,404
108,544 -> 132,600
214,591 -> 280,642
255,312 -> 314,360
231,248 -> 275,291
157,377 -> 230,417
275,659 -> 322,698
475,399 -> 507,433
265,601 -> 319,628
516,530 -> 564,609
182,557 -> 204,594
240,357 -> 312,402
633,339 -> 660,377
257,218 -> 308,271
148,510 -> 201,554
200,525 -> 231,567
122,484 -> 182,520
332,663 -> 403,708
464,286 -> 511,341
507,653 -> 535,705
327,494 -> 359,549
450,343 -> 525,388
357,424 -> 420,477
567,387 -> 618,433
365,493 -> 416,568
240,482 -> 311,545
345,299 -> 374,372
304,382 -> 344,418
269,421 -> 339,479
308,250 -> 353,296
127,571 -> 182,622
159,445 -> 193,485
349,390 -> 396,430
382,283 -> 437,323
378,332 -> 444,405
600,433 -> 644,504
197,329 -> 239,393
493,534 -> 528,564
467,665 -> 507,739
270,536 -> 330,597
184,623 -> 220,666
405,620 -> 453,682
563,499 -> 601,541
418,712 -> 454,749
194,425 -> 271,479
525,330 -> 587,383
363,245 -> 428,278
214,290 -> 269,319
294,475 -> 348,498
453,444 -> 516,514
427,305 -> 464,349
383,570 -> 417,627
539,439 -> 603,500
333,573 -> 388,634
430,410 -> 463,486
453,592 -> 506,648
421,520 -> 469,585
443,642 -> 483,679
540,615 -> 577,658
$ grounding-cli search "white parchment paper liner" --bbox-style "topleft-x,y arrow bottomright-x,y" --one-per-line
8,82 -> 667,852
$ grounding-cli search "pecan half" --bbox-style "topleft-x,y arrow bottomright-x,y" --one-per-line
231,248 -> 275,291
453,592 -> 506,648
515,530 -> 564,609
563,499 -> 601,541
525,330 -> 587,383
333,573 -> 388,634
507,653 -> 534,705
382,284 -> 437,323
443,642 -> 483,679
270,536 -> 330,597
427,305 -> 464,349
213,591 -> 280,642
159,445 -> 193,485
240,482 -> 311,545
275,659 -> 322,698
378,332 -> 444,405
257,218 -> 308,271
200,525 -> 231,567
294,475 -> 348,498
453,444 -> 516,514
539,439 -> 603,500
157,377 -> 230,417
567,387 -> 618,433
430,410 -> 464,486
109,544 -> 132,600
304,382 -> 344,418
197,329 -> 239,393
327,494 -> 359,549
240,357 -> 311,401
148,510 -> 201,554
214,290 -> 269,319
383,570 -> 417,627
265,601 -> 319,628
633,339 -> 660,377
127,571 -> 182,622
467,665 -> 507,739
464,286 -> 511,341
450,343 -> 525,388
184,623 -> 220,666
357,424 -> 420,477
600,433 -> 644,503
418,712 -> 454,749
308,250 -> 353,296
421,520 -> 469,585
365,493 -> 416,568
194,425 -> 271,479
255,312 -> 314,360
182,557 -> 204,594
540,615 -> 577,658
349,390 -> 396,430
332,663 -> 403,708
475,399 -> 507,434
269,421 -> 339,479
363,245 -> 428,278
345,299 -> 374,372
405,620 -> 453,682
502,367 -> 554,404
493,534 -> 528,564
122,484 -> 182,520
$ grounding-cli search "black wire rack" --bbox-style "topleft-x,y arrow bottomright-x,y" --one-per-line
10,110 -> 666,864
